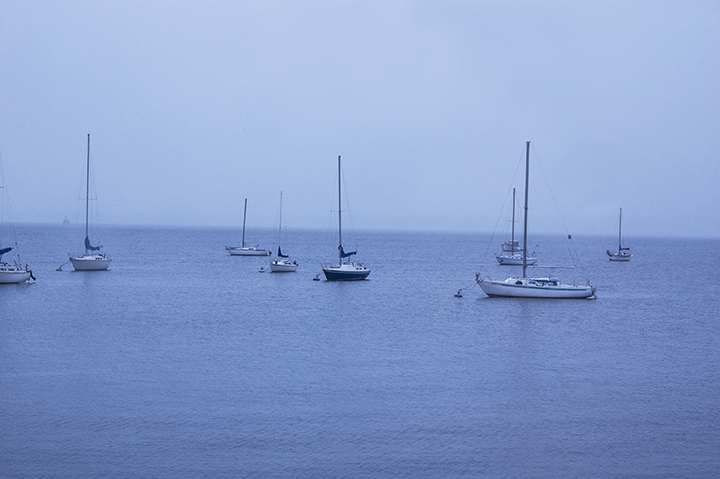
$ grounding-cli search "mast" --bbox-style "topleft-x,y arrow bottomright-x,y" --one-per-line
522,141 -> 530,278
242,198 -> 248,248
276,191 -> 283,257
511,188 -> 516,253
618,207 -> 622,253
85,133 -> 91,252
337,155 -> 342,266
279,191 -> 283,234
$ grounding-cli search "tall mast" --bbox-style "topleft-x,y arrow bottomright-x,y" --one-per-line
278,191 -> 283,234
522,141 -> 530,278
242,198 -> 248,248
511,188 -> 516,253
337,155 -> 342,266
85,133 -> 91,250
618,207 -> 623,252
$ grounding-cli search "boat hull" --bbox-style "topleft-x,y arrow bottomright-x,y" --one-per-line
322,263 -> 370,281
226,246 -> 270,256
608,253 -> 632,262
270,260 -> 298,272
496,255 -> 537,265
70,255 -> 111,271
0,264 -> 31,283
476,276 -> 595,299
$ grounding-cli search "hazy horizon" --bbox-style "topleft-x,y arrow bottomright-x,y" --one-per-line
8,220 -> 718,242
1,1 -> 718,239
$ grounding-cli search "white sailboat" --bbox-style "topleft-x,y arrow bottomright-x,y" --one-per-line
496,187 -> 537,265
69,134 -> 111,271
269,191 -> 298,272
0,152 -> 33,283
226,198 -> 270,256
0,253 -> 32,283
322,156 -> 370,281
607,208 -> 632,261
476,141 -> 595,299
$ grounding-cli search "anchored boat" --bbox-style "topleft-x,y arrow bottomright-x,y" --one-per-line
477,142 -> 595,299
321,156 -> 370,281
607,207 -> 632,261
69,134 -> 111,271
269,191 -> 298,272
226,198 -> 271,256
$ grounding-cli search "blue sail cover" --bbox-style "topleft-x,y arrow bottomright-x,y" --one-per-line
340,246 -> 357,258
0,246 -> 12,259
277,247 -> 289,258
85,236 -> 101,251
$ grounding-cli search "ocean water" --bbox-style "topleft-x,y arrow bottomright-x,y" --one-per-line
1,224 -> 719,478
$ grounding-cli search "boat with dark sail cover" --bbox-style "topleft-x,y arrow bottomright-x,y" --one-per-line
69,134 -> 111,271
322,156 -> 370,281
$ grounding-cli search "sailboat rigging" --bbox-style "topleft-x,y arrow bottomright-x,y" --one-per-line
226,198 -> 270,256
607,208 -> 632,261
476,141 -> 595,299
321,156 -> 370,281
69,134 -> 111,271
0,151 -> 33,283
269,191 -> 298,272
496,187 -> 537,265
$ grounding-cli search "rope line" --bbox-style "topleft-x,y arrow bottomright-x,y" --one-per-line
531,146 -> 580,266
482,146 -> 525,261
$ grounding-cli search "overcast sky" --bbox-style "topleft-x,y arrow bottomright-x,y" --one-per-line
1,1 -> 718,238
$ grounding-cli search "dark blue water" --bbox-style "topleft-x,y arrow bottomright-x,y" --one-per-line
2,224 -> 719,478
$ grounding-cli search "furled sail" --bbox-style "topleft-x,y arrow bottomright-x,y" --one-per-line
340,246 -> 356,258
85,236 -> 101,251
0,246 -> 12,259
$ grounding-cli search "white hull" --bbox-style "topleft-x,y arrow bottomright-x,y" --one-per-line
0,264 -> 31,283
496,254 -> 537,265
608,208 -> 631,261
70,254 -> 111,271
476,275 -> 595,299
608,252 -> 632,262
270,259 -> 298,272
226,246 -> 270,256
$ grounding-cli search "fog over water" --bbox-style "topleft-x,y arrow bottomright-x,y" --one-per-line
0,1 -> 718,238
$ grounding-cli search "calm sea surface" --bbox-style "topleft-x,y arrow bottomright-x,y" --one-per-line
1,224 -> 719,478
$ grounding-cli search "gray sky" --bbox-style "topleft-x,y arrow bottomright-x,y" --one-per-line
1,1 -> 718,238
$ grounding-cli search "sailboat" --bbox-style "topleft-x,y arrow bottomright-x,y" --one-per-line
607,208 -> 632,261
0,247 -> 32,283
269,191 -> 298,272
226,198 -> 270,256
496,187 -> 537,265
476,141 -> 595,299
69,134 -> 111,271
0,153 -> 33,283
322,156 -> 370,281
